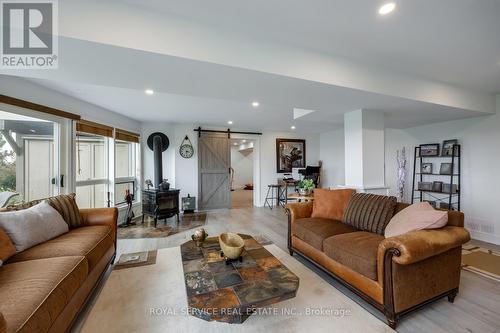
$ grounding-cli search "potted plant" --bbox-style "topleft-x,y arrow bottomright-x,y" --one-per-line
297,179 -> 315,195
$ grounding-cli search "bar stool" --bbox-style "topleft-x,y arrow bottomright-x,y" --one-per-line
265,184 -> 283,209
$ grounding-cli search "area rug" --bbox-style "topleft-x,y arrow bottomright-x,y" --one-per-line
80,244 -> 394,333
117,212 -> 207,239
114,251 -> 157,270
462,245 -> 500,282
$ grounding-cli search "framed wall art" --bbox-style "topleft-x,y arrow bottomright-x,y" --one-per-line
276,138 -> 306,173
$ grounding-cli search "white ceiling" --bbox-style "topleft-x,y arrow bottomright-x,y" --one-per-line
123,0 -> 500,94
3,0 -> 499,133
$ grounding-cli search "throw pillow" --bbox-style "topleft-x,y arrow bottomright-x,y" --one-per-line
46,193 -> 82,228
384,202 -> 448,238
0,201 -> 69,252
342,193 -> 397,235
311,188 -> 356,221
0,228 -> 16,266
1,194 -> 82,229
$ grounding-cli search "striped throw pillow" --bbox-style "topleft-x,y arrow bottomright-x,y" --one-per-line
46,193 -> 82,229
342,193 -> 397,235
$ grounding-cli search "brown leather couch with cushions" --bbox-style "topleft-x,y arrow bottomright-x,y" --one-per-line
286,191 -> 470,329
0,206 -> 117,333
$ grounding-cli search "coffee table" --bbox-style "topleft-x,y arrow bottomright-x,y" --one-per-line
180,234 -> 299,323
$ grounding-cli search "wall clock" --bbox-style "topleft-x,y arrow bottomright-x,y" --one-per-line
179,135 -> 194,158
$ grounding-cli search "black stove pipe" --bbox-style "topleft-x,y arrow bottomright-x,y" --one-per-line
153,135 -> 163,188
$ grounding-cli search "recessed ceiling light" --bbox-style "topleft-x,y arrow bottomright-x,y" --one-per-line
145,89 -> 154,95
227,120 -> 233,125
233,142 -> 238,146
379,2 -> 396,15
252,101 -> 259,107
291,126 -> 296,130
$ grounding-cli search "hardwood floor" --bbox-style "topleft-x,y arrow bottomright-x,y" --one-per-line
113,207 -> 500,333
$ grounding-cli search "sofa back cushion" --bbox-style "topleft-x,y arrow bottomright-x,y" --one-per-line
384,202 -> 448,238
2,193 -> 82,229
0,228 -> 16,266
342,193 -> 397,235
0,201 -> 69,252
311,188 -> 356,221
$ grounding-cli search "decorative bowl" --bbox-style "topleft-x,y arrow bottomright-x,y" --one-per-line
219,232 -> 245,259
191,228 -> 208,247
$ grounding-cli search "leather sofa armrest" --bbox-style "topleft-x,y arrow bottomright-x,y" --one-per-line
378,226 -> 470,267
80,208 -> 118,244
285,202 -> 313,224
0,311 -> 7,333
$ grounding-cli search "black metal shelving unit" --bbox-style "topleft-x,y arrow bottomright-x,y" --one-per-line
411,144 -> 461,211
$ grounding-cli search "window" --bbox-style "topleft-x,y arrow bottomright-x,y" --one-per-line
75,133 -> 109,208
74,123 -> 139,208
0,108 -> 66,205
114,139 -> 138,205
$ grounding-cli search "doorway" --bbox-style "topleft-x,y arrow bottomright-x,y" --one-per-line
230,138 -> 254,208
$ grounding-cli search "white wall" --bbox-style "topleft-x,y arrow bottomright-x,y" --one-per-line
141,122 -> 177,190
344,110 -> 364,187
260,131 -> 320,205
173,124 -> 199,203
231,146 -> 253,189
141,122 -> 199,209
141,124 -> 319,208
384,113 -> 500,245
319,129 -> 345,189
319,107 -> 500,245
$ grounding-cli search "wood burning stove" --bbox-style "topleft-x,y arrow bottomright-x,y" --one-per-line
141,188 -> 180,227
142,132 -> 180,227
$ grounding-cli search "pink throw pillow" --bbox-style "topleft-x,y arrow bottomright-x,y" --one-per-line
384,202 -> 448,238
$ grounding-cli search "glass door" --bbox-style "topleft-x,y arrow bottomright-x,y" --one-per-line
0,104 -> 68,205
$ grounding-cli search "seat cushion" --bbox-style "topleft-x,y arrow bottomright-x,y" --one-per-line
7,226 -> 113,271
292,218 -> 357,251
0,256 -> 88,333
323,231 -> 384,280
311,188 -> 356,221
342,193 -> 397,235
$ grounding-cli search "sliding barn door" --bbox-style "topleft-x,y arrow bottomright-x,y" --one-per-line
198,132 -> 231,210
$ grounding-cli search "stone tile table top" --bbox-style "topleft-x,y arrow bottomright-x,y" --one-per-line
181,233 -> 299,323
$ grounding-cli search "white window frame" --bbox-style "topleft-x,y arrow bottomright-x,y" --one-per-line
0,102 -> 71,200
74,133 -> 110,208
113,138 -> 139,207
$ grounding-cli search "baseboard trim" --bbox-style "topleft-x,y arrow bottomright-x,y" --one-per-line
469,230 -> 500,246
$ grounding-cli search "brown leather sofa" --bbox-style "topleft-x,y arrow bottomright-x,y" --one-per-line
286,197 -> 470,329
0,207 -> 117,333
